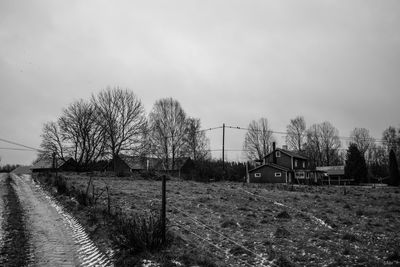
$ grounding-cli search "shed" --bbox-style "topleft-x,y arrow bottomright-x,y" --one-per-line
108,154 -> 194,175
316,166 -> 351,185
31,157 -> 77,173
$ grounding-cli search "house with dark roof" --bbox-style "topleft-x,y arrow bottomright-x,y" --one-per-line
248,143 -> 325,184
11,165 -> 32,175
31,157 -> 77,173
108,154 -> 194,175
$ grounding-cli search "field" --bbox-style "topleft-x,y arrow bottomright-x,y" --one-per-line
58,173 -> 400,266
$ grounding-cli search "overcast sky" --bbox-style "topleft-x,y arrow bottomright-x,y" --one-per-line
1,0 -> 400,165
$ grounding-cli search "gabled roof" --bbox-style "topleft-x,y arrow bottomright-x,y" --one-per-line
316,166 -> 345,176
263,148 -> 308,160
279,149 -> 308,160
249,163 -> 291,173
11,165 -> 32,174
119,155 -> 146,170
118,154 -> 191,171
31,157 -> 74,170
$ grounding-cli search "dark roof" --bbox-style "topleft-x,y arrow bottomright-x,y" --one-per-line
264,148 -> 308,160
249,163 -> 291,173
316,166 -> 345,176
119,155 -> 146,170
118,155 -> 191,171
277,149 -> 308,160
11,165 -> 32,175
31,157 -> 74,170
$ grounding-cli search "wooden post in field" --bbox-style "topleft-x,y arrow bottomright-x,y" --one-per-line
52,152 -> 58,179
161,175 -> 166,244
222,123 -> 225,179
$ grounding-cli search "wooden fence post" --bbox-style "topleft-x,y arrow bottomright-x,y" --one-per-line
161,175 -> 166,244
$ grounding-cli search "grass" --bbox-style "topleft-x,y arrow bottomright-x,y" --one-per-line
35,173 -> 400,266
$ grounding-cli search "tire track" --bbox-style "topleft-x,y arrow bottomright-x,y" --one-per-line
12,174 -> 113,266
0,174 -> 32,266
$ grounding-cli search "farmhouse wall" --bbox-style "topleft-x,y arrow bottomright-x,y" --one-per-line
249,166 -> 287,183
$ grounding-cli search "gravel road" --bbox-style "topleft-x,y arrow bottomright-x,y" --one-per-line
0,173 -> 112,266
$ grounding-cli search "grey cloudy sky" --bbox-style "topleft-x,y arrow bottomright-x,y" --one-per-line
1,0 -> 400,165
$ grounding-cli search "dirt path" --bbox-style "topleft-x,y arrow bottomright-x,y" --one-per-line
0,174 -> 6,250
0,173 -> 112,266
0,173 -> 31,265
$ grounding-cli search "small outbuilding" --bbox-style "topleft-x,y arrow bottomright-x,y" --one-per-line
31,157 -> 77,173
108,154 -> 194,175
316,166 -> 350,185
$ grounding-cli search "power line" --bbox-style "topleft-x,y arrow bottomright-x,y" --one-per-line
162,125 -> 222,140
0,147 -> 38,152
224,125 -> 387,143
0,138 -> 42,152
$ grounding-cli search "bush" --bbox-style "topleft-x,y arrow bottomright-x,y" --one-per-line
275,210 -> 291,220
53,175 -> 68,195
220,219 -> 238,228
274,226 -> 290,238
75,190 -> 90,206
342,233 -> 357,242
111,213 -> 168,255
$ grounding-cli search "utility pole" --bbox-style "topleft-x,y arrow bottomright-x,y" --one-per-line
222,123 -> 225,178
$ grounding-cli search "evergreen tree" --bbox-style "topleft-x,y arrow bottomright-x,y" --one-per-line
345,143 -> 367,184
388,149 -> 400,186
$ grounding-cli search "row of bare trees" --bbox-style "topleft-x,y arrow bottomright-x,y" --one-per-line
243,116 -> 342,167
39,88 -> 210,170
243,115 -> 398,176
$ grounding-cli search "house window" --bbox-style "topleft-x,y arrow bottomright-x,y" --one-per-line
275,172 -> 282,177
302,161 -> 305,168
255,173 -> 261,178
294,160 -> 298,167
295,172 -> 305,178
276,151 -> 281,157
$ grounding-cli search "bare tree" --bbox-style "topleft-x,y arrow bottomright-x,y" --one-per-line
39,121 -> 66,160
304,121 -> 341,167
286,116 -> 306,151
304,123 -> 323,168
184,117 -> 210,161
148,98 -> 187,170
349,128 -> 374,158
243,118 -> 275,161
319,121 -> 341,166
382,126 -> 399,153
92,88 -> 147,165
58,99 -> 106,167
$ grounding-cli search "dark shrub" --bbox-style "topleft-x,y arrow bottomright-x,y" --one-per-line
275,210 -> 291,220
111,213 -> 167,254
274,226 -> 290,238
342,233 -> 357,242
220,219 -> 237,228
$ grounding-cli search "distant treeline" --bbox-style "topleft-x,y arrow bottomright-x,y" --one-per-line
0,164 -> 19,173
38,87 -> 210,172
182,159 -> 247,182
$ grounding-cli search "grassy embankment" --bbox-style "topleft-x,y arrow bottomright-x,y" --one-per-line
34,172 -> 222,266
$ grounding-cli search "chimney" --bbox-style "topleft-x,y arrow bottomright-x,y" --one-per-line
272,142 -> 277,164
